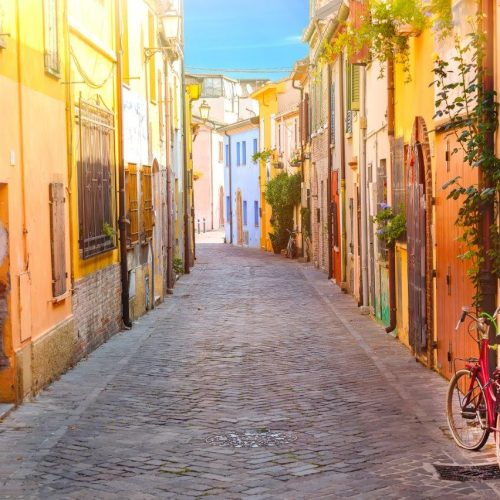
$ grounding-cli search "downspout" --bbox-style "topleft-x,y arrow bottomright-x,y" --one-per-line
181,66 -> 190,274
224,131 -> 233,244
164,58 -> 174,291
385,57 -> 396,334
339,52 -> 347,286
292,77 -> 304,257
209,125 -> 214,230
327,63 -> 333,279
115,0 -> 131,327
360,65 -> 369,308
479,0 -> 496,373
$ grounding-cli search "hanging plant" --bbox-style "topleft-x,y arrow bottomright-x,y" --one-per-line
372,203 -> 406,246
320,0 -> 452,78
252,148 -> 274,163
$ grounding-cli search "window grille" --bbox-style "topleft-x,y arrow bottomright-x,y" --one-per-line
43,0 -> 60,75
77,98 -> 115,259
242,141 -> 246,165
127,164 -> 139,246
141,165 -> 153,240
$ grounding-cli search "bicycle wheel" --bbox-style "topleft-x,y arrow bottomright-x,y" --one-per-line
446,369 -> 489,450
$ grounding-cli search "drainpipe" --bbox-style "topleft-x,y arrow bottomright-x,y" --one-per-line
164,58 -> 174,291
339,52 -> 347,286
479,0 -> 496,373
292,77 -> 304,256
181,66 -> 190,274
327,63 -> 333,279
224,131 -> 233,244
385,57 -> 396,335
360,65 -> 369,308
115,0 -> 131,327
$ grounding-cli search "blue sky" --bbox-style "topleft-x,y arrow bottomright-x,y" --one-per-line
184,0 -> 309,81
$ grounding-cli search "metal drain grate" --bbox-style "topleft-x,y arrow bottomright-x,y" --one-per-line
206,429 -> 297,448
434,464 -> 500,482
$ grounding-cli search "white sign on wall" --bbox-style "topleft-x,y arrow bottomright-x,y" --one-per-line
122,87 -> 149,165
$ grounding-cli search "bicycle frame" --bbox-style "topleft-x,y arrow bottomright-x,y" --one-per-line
465,338 -> 498,432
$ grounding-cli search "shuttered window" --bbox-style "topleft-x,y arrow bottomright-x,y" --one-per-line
43,0 -> 60,75
49,182 -> 66,297
141,166 -> 153,240
301,93 -> 310,144
330,83 -> 335,147
78,99 -> 115,259
126,164 -> 139,246
348,64 -> 360,111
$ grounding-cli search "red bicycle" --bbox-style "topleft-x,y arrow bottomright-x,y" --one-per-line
446,306 -> 500,463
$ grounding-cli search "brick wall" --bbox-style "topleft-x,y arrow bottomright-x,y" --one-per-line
310,66 -> 330,272
72,263 -> 122,361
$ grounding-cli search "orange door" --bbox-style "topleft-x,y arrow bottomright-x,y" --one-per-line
435,133 -> 478,379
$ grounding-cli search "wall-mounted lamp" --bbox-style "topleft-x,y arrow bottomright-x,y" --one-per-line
199,100 -> 210,122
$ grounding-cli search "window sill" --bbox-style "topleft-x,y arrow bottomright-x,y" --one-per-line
45,67 -> 61,80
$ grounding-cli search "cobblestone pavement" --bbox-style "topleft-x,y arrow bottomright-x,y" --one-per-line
0,239 -> 499,499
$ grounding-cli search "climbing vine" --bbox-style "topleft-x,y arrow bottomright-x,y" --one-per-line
432,20 -> 500,304
265,173 -> 301,253
320,0 -> 452,77
372,203 -> 406,247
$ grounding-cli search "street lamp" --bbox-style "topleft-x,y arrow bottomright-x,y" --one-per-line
160,11 -> 181,40
199,100 -> 211,122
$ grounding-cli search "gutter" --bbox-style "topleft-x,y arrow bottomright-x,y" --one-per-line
385,58 -> 396,335
115,0 -> 131,327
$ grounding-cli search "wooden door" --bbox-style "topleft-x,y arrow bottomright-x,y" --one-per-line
219,186 -> 224,227
331,171 -> 341,283
435,135 -> 477,379
407,143 -> 427,354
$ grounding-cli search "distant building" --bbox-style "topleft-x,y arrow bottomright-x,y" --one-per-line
220,120 -> 261,248
187,74 -> 265,234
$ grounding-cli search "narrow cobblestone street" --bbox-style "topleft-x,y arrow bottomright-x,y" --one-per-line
0,236 -> 499,499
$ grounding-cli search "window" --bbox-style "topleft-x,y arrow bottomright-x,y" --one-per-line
243,200 -> 247,226
253,138 -> 258,156
219,141 -> 223,162
242,141 -> 246,165
78,98 -> 115,259
254,201 -> 259,227
43,0 -> 60,75
225,144 -> 229,166
0,7 -> 7,49
330,83 -> 335,146
49,182 -> 67,297
148,12 -> 156,102
126,164 -> 139,246
236,142 -> 241,166
202,77 -> 223,97
141,165 -> 153,240
226,196 -> 230,221
347,63 -> 360,111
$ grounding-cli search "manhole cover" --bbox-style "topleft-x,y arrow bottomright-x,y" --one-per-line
206,429 -> 297,448
434,464 -> 500,482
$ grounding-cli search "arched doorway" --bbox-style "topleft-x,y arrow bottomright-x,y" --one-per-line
236,190 -> 243,245
406,117 -> 433,363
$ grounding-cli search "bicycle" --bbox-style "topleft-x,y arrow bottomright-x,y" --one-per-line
286,229 -> 297,259
446,305 -> 500,463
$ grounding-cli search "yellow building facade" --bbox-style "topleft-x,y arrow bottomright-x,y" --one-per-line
250,81 -> 285,252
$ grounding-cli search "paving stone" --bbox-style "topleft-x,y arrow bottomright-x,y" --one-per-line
0,236 -> 498,497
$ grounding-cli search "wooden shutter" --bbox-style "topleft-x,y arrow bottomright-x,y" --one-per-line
141,166 -> 153,240
301,93 -> 310,144
127,165 -> 139,245
49,182 -> 66,297
350,64 -> 360,111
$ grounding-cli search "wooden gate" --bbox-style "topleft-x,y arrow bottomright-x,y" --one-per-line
435,134 -> 477,379
407,143 -> 427,354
